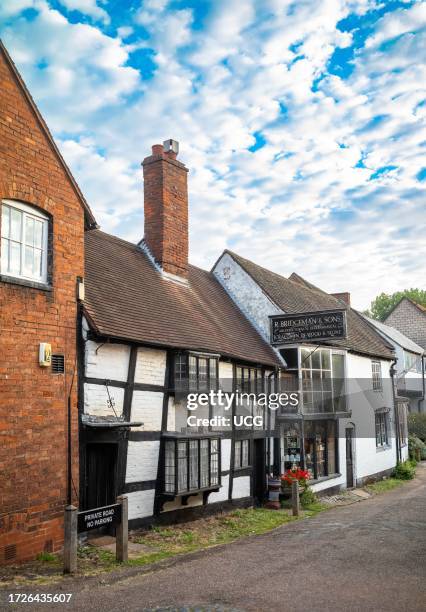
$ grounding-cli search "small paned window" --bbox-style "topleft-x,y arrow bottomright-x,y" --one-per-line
375,411 -> 389,447
234,439 -> 250,469
174,353 -> 219,393
164,437 -> 221,495
372,361 -> 383,392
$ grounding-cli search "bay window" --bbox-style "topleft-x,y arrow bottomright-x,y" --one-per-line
304,420 -> 338,479
1,200 -> 49,284
164,437 -> 220,495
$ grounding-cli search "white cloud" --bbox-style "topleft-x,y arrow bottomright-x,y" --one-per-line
57,0 -> 110,24
1,0 -> 425,309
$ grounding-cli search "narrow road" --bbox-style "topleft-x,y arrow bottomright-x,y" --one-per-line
5,465 -> 426,611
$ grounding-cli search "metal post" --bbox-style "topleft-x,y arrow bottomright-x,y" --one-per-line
292,480 -> 300,516
116,495 -> 128,562
63,505 -> 77,574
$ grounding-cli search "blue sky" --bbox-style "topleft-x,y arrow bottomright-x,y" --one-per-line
1,0 -> 425,309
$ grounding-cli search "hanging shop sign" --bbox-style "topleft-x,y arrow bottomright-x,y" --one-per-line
77,503 -> 122,533
270,309 -> 347,345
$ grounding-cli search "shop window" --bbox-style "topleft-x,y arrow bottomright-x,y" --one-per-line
300,348 -> 346,414
281,425 -> 302,472
304,420 -> 337,479
1,200 -> 49,284
164,437 -> 220,495
174,353 -> 218,393
375,410 -> 389,447
234,439 -> 250,469
372,361 -> 383,392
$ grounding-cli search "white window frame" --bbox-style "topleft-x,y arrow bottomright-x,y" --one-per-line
1,199 -> 49,284
372,360 -> 383,392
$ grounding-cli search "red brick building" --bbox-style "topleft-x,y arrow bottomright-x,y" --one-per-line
0,41 -> 96,564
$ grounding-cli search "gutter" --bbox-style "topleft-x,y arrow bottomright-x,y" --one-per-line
390,359 -> 401,464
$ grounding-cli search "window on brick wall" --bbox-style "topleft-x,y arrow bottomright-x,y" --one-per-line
1,200 -> 49,284
164,437 -> 221,495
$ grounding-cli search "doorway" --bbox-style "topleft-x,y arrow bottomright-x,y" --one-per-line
345,426 -> 355,489
85,443 -> 118,510
252,438 -> 266,505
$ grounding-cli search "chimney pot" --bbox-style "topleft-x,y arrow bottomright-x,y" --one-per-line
152,144 -> 163,155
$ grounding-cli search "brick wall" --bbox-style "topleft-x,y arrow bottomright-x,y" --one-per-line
385,299 -> 426,350
0,49 -> 85,563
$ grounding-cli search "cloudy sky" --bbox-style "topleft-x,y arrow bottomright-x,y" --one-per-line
1,0 -> 425,309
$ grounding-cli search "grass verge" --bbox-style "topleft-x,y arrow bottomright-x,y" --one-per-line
365,477 -> 406,494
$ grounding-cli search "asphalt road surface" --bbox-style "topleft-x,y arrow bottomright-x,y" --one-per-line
4,465 -> 426,612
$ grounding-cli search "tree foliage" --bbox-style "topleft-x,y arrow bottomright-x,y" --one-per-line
366,289 -> 426,321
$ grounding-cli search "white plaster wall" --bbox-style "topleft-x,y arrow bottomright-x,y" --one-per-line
135,347 -> 167,385
232,476 -> 251,499
345,353 -> 397,480
85,340 -> 130,382
84,383 -> 125,417
221,439 -> 232,472
131,391 -> 163,431
126,441 -> 160,483
208,476 -> 229,503
213,252 -> 281,342
127,490 -> 156,520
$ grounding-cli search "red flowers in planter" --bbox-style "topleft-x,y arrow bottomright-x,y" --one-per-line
281,467 -> 310,486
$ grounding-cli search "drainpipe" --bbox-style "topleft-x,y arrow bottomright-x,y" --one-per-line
267,370 -> 277,476
390,360 -> 401,465
418,354 -> 425,414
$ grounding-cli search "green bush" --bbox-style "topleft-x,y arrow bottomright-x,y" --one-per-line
408,434 -> 426,461
394,460 -> 416,480
408,413 -> 426,442
300,486 -> 318,508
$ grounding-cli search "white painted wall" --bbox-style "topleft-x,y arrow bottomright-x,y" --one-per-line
209,475 -> 229,503
131,391 -> 163,431
213,252 -> 282,344
221,439 -> 232,472
126,441 -> 160,483
84,383 -> 124,417
135,347 -> 167,385
85,340 -> 130,382
127,490 -> 156,520
232,476 -> 251,499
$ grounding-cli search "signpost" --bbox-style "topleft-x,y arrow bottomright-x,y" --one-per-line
63,495 -> 128,573
270,309 -> 347,345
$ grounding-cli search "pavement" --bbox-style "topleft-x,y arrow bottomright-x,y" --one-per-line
2,465 -> 426,612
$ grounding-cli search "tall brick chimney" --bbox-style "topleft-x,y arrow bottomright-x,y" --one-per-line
142,139 -> 189,278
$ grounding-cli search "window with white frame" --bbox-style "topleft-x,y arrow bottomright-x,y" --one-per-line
375,410 -> 389,448
1,200 -> 48,284
372,361 -> 383,391
296,347 -> 346,414
234,439 -> 250,469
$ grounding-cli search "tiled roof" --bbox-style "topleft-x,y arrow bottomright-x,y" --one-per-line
362,315 -> 424,355
224,251 -> 395,359
84,230 -> 281,367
